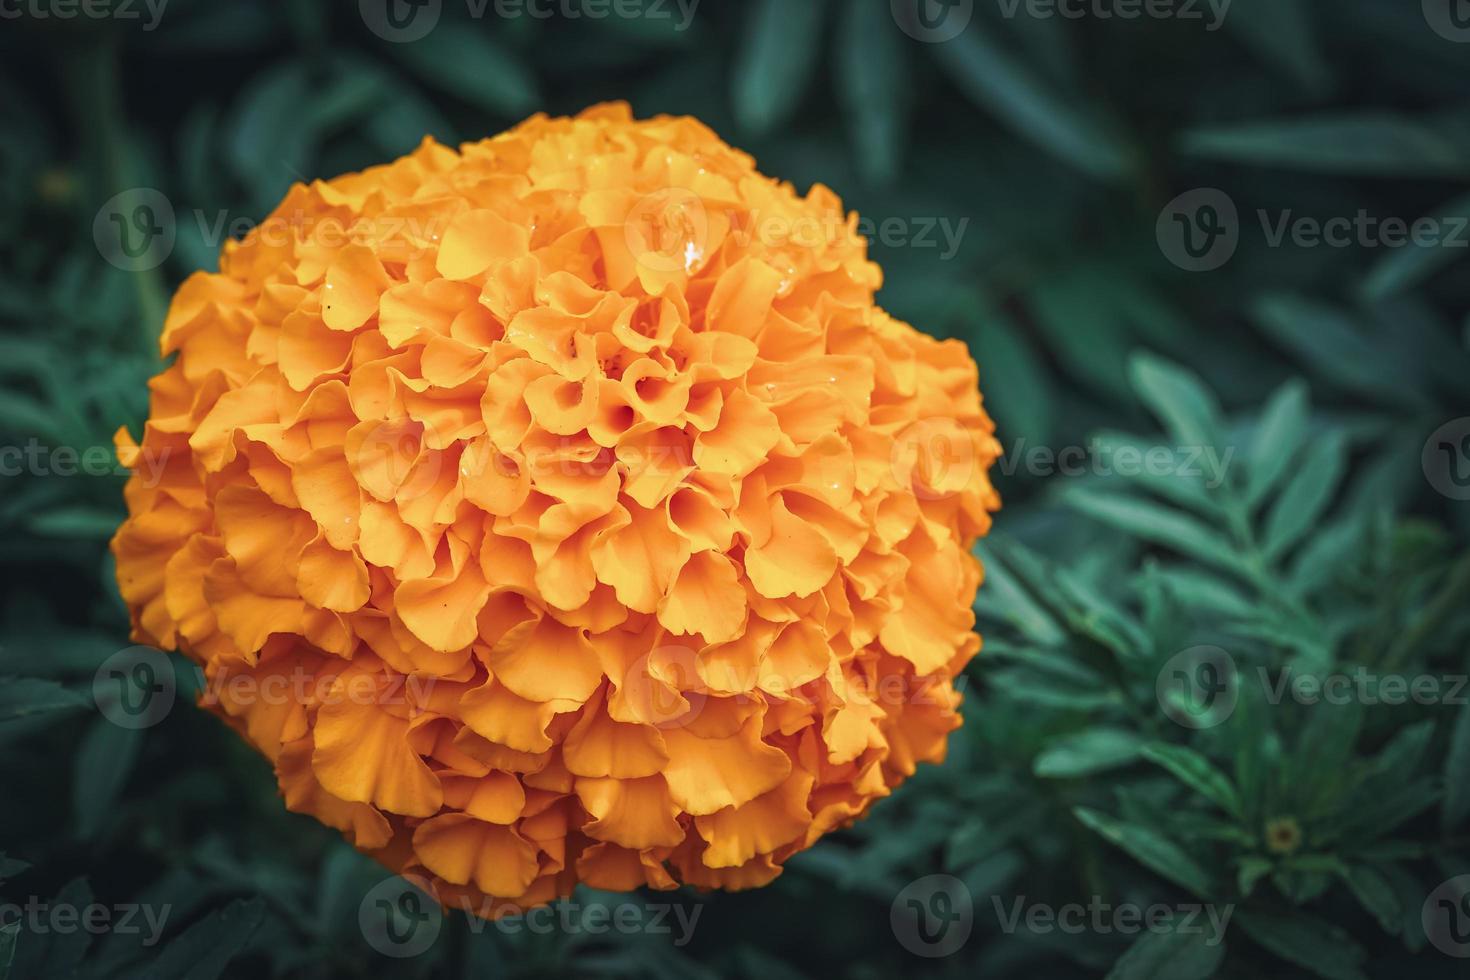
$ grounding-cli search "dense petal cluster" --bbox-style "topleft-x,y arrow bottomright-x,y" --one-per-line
112,103 -> 1001,915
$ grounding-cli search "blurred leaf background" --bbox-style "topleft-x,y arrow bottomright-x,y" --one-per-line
2,0 -> 1470,977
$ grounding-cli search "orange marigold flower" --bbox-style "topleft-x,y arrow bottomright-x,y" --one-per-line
111,102 -> 1002,916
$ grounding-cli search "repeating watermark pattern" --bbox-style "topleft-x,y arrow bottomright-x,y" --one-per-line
360,0 -> 699,43
624,189 -> 971,275
1156,188 -> 1239,273
93,189 -> 175,273
891,874 -> 973,958
94,192 -> 449,273
0,898 -> 170,948
358,875 -> 701,958
466,897 -> 702,943
891,0 -> 975,43
1157,646 -> 1239,729
1159,188 -> 1470,272
994,0 -> 1231,30
1423,417 -> 1470,501
1158,647 -> 1470,729
1262,666 -> 1468,707
93,646 -> 177,730
0,439 -> 167,482
1424,0 -> 1470,43
360,875 -> 442,959
995,437 -> 1234,487
0,0 -> 168,30
92,650 -> 446,730
992,896 -> 1233,944
1423,875 -> 1470,958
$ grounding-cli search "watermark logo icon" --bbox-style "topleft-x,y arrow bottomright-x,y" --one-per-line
360,874 -> 442,958
93,646 -> 176,730
891,0 -> 974,43
1157,188 -> 1239,272
361,0 -> 442,43
1424,875 -> 1470,957
1157,646 -> 1238,729
93,188 -> 175,272
1424,0 -> 1470,42
891,874 -> 973,958
1423,418 -> 1470,500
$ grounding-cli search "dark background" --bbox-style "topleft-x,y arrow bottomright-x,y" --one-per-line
2,0 -> 1470,977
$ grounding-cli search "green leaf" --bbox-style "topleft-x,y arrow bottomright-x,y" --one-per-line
1180,113 -> 1467,178
1063,490 -> 1250,579
1445,698 -> 1470,832
835,0 -> 907,185
1339,865 -> 1401,935
1289,696 -> 1363,817
1250,295 -> 1426,408
732,0 -> 826,137
1362,191 -> 1470,299
0,921 -> 16,980
1128,353 -> 1223,457
931,25 -> 1130,180
73,717 -> 145,839
0,678 -> 89,724
1234,910 -> 1367,980
125,898 -> 265,980
390,26 -> 540,118
1072,807 -> 1214,898
1034,728 -> 1145,779
1140,744 -> 1242,819
1223,0 -> 1330,93
968,307 -> 1055,452
1261,431 -> 1347,561
1247,379 -> 1310,507
1104,920 -> 1225,980
28,507 -> 122,540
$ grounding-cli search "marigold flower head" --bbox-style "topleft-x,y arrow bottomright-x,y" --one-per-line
111,102 -> 1002,915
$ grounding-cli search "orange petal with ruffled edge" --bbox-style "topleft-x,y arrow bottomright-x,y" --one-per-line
562,688 -> 668,779
436,209 -> 531,281
658,550 -> 746,644
661,706 -> 791,816
413,814 -> 540,898
575,775 -> 686,849
312,681 -> 443,817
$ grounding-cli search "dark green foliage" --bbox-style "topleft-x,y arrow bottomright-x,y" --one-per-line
1,1 -> 1468,977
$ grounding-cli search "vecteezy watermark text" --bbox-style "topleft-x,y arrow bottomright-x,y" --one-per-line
996,437 -> 1235,488
993,896 -> 1234,945
1158,188 -> 1470,272
995,0 -> 1230,30
0,0 -> 167,30
360,0 -> 699,43
0,898 -> 170,948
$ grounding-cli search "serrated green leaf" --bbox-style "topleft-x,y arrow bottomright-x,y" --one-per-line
0,678 -> 89,723
1339,865 -> 1401,935
1140,744 -> 1242,819
74,717 -> 144,839
1262,431 -> 1347,561
1104,919 -> 1225,980
389,27 -> 540,118
1129,353 -> 1223,458
931,24 -> 1130,180
732,0 -> 826,137
1247,379 -> 1310,507
835,0 -> 907,185
1072,807 -> 1214,897
1064,490 -> 1250,579
1234,909 -> 1367,980
1181,113 -> 1467,178
1034,728 -> 1144,779
1445,699 -> 1470,832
